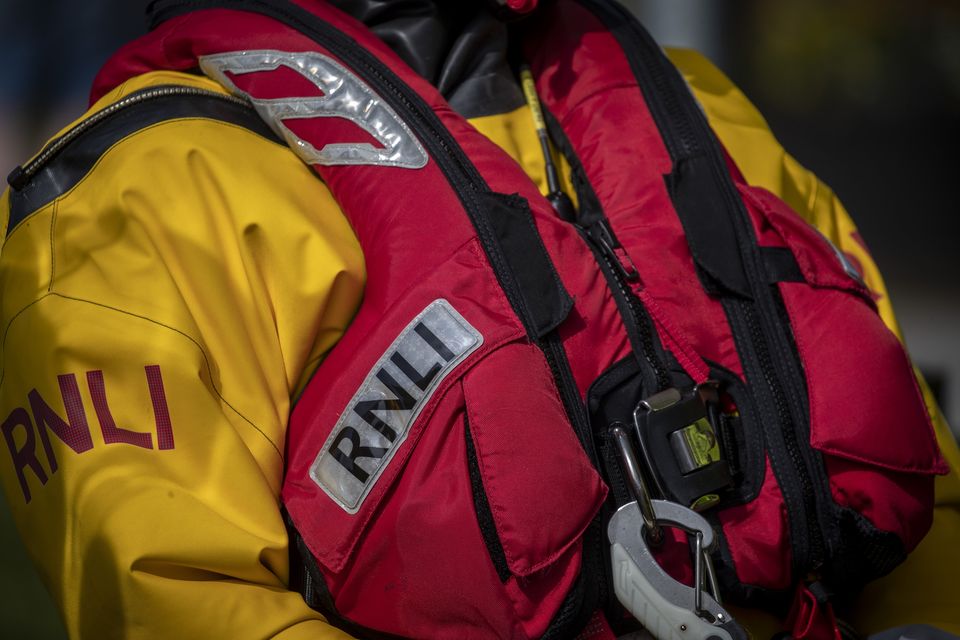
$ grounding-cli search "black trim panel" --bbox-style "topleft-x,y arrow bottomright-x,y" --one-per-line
482,192 -> 574,338
663,155 -> 751,297
578,0 -> 826,583
142,3 -> 592,635
6,90 -> 281,237
761,246 -> 805,283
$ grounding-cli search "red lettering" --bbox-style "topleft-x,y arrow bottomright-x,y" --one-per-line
4,366 -> 176,503
87,370 -> 153,449
1,407 -> 47,503
28,374 -> 93,474
145,365 -> 174,450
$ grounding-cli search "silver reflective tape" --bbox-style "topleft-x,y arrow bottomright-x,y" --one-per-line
199,50 -> 428,168
310,300 -> 482,513
813,227 -> 867,287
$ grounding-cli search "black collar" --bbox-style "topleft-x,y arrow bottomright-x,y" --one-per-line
326,0 -> 524,117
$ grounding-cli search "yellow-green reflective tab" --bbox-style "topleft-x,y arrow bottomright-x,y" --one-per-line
670,417 -> 721,473
690,494 -> 720,512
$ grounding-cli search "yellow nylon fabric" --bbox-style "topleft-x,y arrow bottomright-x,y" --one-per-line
1,49 -> 956,639
1,71 -> 360,639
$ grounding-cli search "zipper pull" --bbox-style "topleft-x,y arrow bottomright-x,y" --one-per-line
587,219 -> 640,282
7,166 -> 28,191
547,191 -> 576,222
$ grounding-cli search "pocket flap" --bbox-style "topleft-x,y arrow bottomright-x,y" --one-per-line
463,341 -> 607,577
739,184 -> 872,301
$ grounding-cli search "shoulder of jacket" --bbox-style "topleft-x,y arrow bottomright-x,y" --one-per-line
665,48 -> 773,138
4,71 -> 285,240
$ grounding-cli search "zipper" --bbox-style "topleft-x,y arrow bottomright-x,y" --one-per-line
542,334 -> 600,460
292,6 -> 609,627
577,0 -> 826,578
533,96 -> 681,620
464,413 -> 512,584
143,2 -> 586,434
584,221 -> 671,392
7,86 -> 249,190
536,104 -> 673,393
235,0 -> 549,344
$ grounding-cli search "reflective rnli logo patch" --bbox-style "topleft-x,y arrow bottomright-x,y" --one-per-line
311,300 -> 482,513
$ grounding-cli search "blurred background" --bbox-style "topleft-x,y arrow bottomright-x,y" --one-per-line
0,0 -> 957,636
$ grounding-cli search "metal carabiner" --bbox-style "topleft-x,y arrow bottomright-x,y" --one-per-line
608,500 -> 747,640
611,423 -> 663,545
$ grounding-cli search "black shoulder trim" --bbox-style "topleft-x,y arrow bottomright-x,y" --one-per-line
663,155 -> 752,298
6,87 -> 282,238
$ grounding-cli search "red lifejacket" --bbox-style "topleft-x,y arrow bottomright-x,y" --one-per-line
94,1 -> 947,638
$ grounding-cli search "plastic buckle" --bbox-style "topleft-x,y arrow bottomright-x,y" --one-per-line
633,383 -> 732,511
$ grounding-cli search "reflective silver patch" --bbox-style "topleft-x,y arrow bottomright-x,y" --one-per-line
815,227 -> 867,287
311,299 -> 482,513
199,50 -> 428,169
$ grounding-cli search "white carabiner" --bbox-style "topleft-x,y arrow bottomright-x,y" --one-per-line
608,500 -> 746,640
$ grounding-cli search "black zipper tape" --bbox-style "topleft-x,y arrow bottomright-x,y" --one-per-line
464,415 -> 512,583
539,106 -> 672,392
577,0 -> 828,580
705,362 -> 766,505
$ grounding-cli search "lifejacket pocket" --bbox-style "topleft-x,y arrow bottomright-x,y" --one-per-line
462,340 -> 607,637
738,184 -> 946,584
296,333 -> 606,639
462,341 -> 607,580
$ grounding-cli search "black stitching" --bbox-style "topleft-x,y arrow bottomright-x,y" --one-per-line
0,291 -> 283,460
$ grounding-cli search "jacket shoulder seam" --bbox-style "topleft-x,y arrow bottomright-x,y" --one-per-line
0,291 -> 283,461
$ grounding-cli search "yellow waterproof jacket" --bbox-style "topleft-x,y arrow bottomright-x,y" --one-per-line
1,51 -> 957,639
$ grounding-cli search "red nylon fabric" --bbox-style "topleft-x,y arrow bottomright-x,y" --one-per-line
464,342 -> 606,577
525,1 -> 744,382
575,610 -> 617,640
507,0 -> 539,13
96,4 -> 612,637
824,458 -> 935,553
717,459 -> 793,590
526,0 -> 942,602
787,584 -> 842,640
633,286 -> 710,384
741,183 -> 944,549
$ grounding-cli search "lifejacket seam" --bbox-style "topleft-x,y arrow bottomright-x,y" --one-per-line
319,332 -> 521,573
